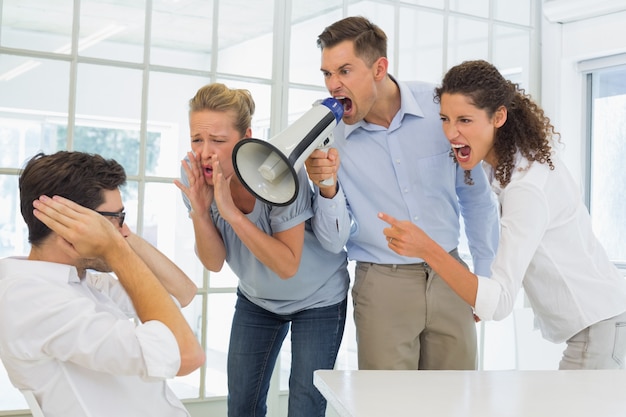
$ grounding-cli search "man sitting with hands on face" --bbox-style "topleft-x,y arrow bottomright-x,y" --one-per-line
0,151 -> 205,417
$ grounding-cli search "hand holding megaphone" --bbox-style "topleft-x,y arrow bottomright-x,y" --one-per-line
309,99 -> 336,188
232,97 -> 343,206
305,146 -> 340,192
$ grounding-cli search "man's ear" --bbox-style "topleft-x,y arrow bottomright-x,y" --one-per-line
494,105 -> 507,128
373,56 -> 388,81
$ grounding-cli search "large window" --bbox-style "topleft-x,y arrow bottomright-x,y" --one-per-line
586,64 -> 626,269
0,0 -> 539,414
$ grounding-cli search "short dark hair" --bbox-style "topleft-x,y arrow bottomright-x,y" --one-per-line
19,151 -> 127,245
317,16 -> 387,66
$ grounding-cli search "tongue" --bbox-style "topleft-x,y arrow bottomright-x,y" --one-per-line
459,146 -> 470,157
343,98 -> 352,112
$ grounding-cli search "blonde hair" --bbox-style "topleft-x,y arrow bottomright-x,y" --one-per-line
189,83 -> 255,136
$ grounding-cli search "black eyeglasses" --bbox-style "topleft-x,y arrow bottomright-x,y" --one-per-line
96,211 -> 126,228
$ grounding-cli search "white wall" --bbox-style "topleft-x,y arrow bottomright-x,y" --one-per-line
541,0 -> 626,183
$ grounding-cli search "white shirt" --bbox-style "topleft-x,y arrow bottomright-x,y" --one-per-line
474,156 -> 626,343
0,257 -> 189,417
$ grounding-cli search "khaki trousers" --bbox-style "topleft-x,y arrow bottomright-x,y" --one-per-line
353,250 -> 477,370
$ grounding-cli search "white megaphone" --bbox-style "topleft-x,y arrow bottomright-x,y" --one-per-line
232,97 -> 343,206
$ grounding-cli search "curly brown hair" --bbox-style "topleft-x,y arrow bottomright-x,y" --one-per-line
435,60 -> 558,187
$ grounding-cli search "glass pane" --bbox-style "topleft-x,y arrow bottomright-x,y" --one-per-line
289,0 -> 343,86
590,66 -> 626,263
217,0 -> 274,79
76,63 -> 143,120
450,0 -> 489,18
495,0 -> 532,25
493,25 -> 531,90
333,263 -> 358,371
0,56 -> 70,113
75,64 -> 142,175
79,0 -> 146,63
148,71 -> 211,177
170,294 -> 204,399
347,2 -> 396,74
151,0 -> 213,70
0,174 -> 28,258
398,9 -> 444,83
288,88 -> 330,124
447,17 -> 489,67
119,181 -> 138,232
144,182 -> 205,288
0,116 -> 65,169
209,264 -> 238,289
0,56 -> 70,160
0,0 -> 73,52
402,0 -> 444,9
480,316 -> 517,369
204,292 -> 236,397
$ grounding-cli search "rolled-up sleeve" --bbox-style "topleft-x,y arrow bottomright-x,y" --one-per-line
135,320 -> 181,380
474,275 -> 504,321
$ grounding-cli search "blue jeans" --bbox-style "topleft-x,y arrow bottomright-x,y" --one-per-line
227,291 -> 347,417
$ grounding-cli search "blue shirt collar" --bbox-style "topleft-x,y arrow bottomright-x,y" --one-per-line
345,74 -> 426,139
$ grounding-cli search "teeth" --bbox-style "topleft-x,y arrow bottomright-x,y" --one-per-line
451,143 -> 465,149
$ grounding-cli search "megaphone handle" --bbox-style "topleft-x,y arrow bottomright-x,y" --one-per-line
314,120 -> 336,187
317,146 -> 335,187
320,177 -> 335,186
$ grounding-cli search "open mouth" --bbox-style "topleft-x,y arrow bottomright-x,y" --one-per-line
451,143 -> 471,162
334,96 -> 353,115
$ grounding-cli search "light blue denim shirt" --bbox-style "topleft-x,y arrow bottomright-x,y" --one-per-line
181,166 -> 349,315
312,78 -> 499,276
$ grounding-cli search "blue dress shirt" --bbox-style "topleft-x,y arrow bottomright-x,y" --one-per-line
312,78 -> 499,276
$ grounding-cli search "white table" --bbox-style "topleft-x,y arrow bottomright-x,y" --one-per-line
314,369 -> 626,417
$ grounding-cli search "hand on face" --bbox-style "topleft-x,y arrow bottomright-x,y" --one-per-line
211,154 -> 242,223
174,150 -> 215,218
33,195 -> 124,261
378,212 -> 430,259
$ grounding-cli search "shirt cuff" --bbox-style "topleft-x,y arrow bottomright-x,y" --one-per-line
136,320 -> 181,380
472,258 -> 494,277
474,275 -> 502,321
314,183 -> 345,213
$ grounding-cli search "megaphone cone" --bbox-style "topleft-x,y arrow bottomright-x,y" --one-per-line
233,98 -> 343,206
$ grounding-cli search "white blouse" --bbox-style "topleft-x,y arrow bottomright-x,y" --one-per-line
474,156 -> 626,343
